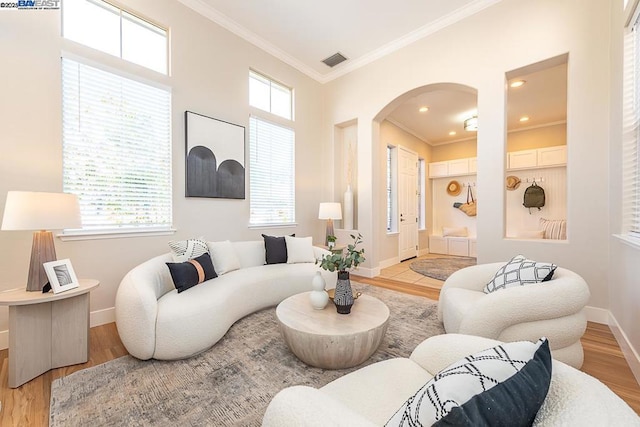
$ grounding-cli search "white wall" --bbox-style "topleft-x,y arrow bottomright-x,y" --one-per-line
431,177 -> 478,237
0,0 -> 329,342
323,0 -> 613,311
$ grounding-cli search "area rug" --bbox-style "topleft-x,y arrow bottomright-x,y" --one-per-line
49,284 -> 444,426
410,257 -> 477,281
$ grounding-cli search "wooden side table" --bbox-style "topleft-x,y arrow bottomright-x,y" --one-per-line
0,279 -> 99,388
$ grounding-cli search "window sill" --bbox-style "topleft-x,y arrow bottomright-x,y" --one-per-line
386,231 -> 399,236
613,234 -> 640,251
58,228 -> 176,241
248,223 -> 298,230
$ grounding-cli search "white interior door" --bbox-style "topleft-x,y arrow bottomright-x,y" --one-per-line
399,147 -> 418,261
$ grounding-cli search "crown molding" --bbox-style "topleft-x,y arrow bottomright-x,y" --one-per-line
177,0 -> 502,84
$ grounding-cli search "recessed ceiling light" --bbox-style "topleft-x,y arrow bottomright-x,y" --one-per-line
519,116 -> 530,122
449,131 -> 456,136
419,106 -> 429,113
510,80 -> 526,88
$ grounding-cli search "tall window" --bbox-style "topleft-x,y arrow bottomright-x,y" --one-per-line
387,145 -> 398,232
249,71 -> 295,226
62,58 -> 172,233
418,158 -> 426,230
63,0 -> 168,74
624,8 -> 640,240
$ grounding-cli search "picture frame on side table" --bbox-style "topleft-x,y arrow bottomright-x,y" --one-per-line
43,259 -> 79,294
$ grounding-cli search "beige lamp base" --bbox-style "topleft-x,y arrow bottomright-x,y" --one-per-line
325,218 -> 335,247
27,230 -> 56,292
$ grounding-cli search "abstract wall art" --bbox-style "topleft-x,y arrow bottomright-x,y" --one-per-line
185,111 -> 246,199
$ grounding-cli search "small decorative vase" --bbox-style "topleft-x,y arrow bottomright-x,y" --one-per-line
309,272 -> 329,310
334,271 -> 354,314
328,240 -> 335,249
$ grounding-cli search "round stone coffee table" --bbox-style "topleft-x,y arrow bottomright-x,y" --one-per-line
276,292 -> 390,369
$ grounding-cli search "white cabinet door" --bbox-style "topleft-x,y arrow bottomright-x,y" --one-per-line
537,145 -> 566,166
448,238 -> 469,256
429,236 -> 448,255
428,161 -> 448,177
508,149 -> 538,169
468,157 -> 477,173
469,239 -> 477,257
448,158 -> 469,176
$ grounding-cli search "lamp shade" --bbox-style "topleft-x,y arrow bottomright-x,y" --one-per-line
318,202 -> 342,220
2,191 -> 81,231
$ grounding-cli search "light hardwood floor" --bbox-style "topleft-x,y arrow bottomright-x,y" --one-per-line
0,272 -> 637,425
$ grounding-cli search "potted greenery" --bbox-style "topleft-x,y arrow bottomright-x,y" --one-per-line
317,233 -> 365,314
327,235 -> 337,249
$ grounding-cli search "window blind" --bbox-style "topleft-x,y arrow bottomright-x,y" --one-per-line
623,20 -> 640,237
62,58 -> 172,231
249,116 -> 295,226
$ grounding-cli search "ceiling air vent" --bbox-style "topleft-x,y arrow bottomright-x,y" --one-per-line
322,52 -> 348,68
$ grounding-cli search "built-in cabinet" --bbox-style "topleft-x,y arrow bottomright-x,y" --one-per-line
429,236 -> 477,257
428,157 -> 477,178
507,145 -> 566,170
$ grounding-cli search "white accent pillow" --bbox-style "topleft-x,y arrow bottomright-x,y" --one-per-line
168,237 -> 209,262
484,255 -> 557,293
442,226 -> 468,237
540,218 -> 567,240
285,236 -> 316,264
207,240 -> 241,275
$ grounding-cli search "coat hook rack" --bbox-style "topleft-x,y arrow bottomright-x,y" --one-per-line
525,177 -> 544,183
462,182 -> 476,187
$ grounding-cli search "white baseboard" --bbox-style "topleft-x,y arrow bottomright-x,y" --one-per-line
0,307 -> 116,351
608,312 -> 640,386
585,305 -> 610,324
91,307 -> 116,327
354,266 -> 380,278
379,257 -> 400,269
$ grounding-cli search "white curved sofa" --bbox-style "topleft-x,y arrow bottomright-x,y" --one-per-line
115,241 -> 337,360
438,262 -> 590,368
263,334 -> 640,426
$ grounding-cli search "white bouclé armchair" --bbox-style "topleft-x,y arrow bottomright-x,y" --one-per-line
438,262 -> 590,368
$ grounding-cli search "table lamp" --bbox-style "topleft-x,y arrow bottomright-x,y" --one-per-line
318,202 -> 342,246
1,191 -> 81,291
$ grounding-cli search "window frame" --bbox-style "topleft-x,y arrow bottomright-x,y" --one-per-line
59,54 -> 174,241
618,0 -> 640,249
62,0 -> 169,75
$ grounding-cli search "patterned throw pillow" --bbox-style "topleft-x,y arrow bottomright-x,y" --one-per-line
168,237 -> 209,262
166,253 -> 217,293
386,338 -> 552,427
483,255 -> 557,294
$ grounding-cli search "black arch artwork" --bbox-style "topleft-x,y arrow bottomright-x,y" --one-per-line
185,111 -> 246,199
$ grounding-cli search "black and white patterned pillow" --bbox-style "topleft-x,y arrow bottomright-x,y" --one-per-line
483,255 -> 557,293
386,338 -> 552,427
168,237 -> 209,262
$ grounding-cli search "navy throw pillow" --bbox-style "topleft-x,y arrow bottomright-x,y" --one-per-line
166,252 -> 217,293
262,234 -> 294,265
